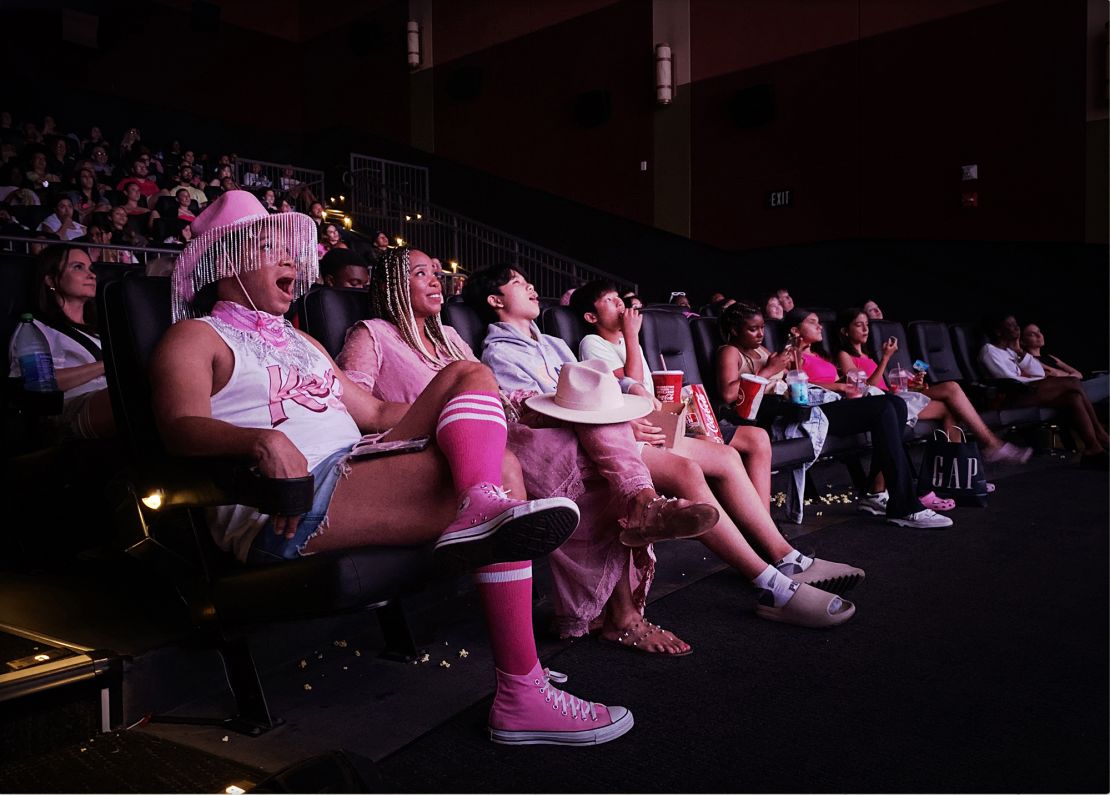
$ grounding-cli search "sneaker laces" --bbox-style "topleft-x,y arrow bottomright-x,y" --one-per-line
539,677 -> 598,722
483,484 -> 513,502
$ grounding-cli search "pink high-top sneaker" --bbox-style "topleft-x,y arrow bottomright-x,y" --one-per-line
489,661 -> 634,746
434,483 -> 580,564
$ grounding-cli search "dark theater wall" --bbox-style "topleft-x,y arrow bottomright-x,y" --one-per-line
688,0 -> 1089,250
430,0 -> 655,225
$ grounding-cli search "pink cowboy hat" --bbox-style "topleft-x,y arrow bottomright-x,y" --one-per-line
171,190 -> 317,322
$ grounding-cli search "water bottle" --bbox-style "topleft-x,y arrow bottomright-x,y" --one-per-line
786,370 -> 810,405
12,314 -> 58,392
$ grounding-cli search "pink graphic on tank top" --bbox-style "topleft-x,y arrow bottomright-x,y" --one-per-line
267,365 -> 345,426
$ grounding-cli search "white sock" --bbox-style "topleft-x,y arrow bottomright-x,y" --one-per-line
752,564 -> 799,608
774,549 -> 814,576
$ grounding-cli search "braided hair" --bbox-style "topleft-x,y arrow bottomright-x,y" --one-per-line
370,246 -> 469,366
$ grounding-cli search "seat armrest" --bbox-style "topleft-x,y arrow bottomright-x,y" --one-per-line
6,378 -> 64,415
136,457 -> 315,515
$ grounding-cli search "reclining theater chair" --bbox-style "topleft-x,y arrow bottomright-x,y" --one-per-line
98,275 -> 438,735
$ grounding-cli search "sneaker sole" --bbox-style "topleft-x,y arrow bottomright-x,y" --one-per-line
887,517 -> 954,529
435,498 -> 581,564
857,504 -> 886,517
489,709 -> 634,746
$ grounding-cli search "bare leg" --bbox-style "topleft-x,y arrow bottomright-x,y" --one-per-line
1014,378 -> 1108,452
641,445 -> 772,579
917,381 -> 1002,449
726,425 -> 772,509
80,389 -> 116,439
599,556 -> 691,654
381,360 -> 498,442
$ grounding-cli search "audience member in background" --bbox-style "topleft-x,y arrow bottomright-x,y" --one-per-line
67,166 -> 107,223
1021,322 -> 1110,407
150,188 -> 198,242
370,229 -> 391,261
152,196 -> 633,746
117,160 -> 158,200
260,188 -> 279,213
668,291 -> 699,318
278,195 -> 297,213
783,308 -> 954,528
341,249 -> 726,650
763,294 -> 784,321
308,201 -> 326,229
120,181 -> 152,228
468,264 -> 859,630
81,126 -> 107,157
319,248 -> 369,289
717,301 -> 792,400
862,300 -> 884,320
621,291 -> 643,310
241,161 -> 271,188
574,282 -> 778,512
209,164 -> 236,189
85,215 -> 137,264
279,165 -> 300,192
173,166 -> 208,207
8,245 -> 114,439
88,145 -> 114,182
980,314 -> 1108,468
317,221 -> 348,259
775,288 -> 795,314
38,196 -> 86,241
117,127 -> 141,161
709,295 -> 736,316
26,150 -> 59,187
108,205 -> 148,248
835,308 -> 1031,467
46,137 -> 73,181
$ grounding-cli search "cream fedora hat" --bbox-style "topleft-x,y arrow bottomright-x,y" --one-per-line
525,359 -> 653,424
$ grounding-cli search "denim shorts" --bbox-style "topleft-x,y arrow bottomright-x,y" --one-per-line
247,448 -> 350,564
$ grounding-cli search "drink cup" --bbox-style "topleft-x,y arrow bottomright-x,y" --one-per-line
651,370 -> 683,403
734,374 -> 768,420
847,369 -> 868,398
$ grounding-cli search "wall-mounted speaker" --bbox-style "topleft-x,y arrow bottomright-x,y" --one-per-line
728,84 -> 775,128
445,65 -> 484,102
572,89 -> 612,129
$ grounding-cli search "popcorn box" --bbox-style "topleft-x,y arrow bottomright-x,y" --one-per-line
645,401 -> 687,449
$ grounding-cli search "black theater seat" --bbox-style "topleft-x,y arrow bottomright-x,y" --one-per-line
298,285 -> 373,359
866,320 -> 914,373
541,306 -> 590,358
639,309 -> 703,384
689,317 -> 724,406
441,301 -> 488,354
99,275 -> 437,735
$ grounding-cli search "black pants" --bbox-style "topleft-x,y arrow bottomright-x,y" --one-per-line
820,394 -> 921,518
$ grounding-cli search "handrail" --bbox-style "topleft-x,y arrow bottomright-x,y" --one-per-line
235,158 -> 325,198
0,234 -> 180,266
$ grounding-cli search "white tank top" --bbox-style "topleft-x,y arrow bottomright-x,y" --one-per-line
199,316 -> 362,560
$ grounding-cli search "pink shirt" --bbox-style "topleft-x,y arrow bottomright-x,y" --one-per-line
800,351 -> 839,383
847,353 -> 888,389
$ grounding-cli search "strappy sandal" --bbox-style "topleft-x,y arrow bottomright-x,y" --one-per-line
618,495 -> 718,547
599,619 -> 693,656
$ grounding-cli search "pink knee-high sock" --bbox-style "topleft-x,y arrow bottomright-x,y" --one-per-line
435,391 -> 508,494
474,561 -> 539,675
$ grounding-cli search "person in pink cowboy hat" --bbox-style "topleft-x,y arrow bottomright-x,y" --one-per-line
150,190 -> 634,746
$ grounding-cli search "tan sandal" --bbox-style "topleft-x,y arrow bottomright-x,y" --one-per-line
599,619 -> 693,656
618,496 -> 718,547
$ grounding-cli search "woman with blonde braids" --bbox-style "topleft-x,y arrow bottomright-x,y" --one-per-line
337,247 -> 726,649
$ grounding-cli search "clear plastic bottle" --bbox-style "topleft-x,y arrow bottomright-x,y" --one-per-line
887,364 -> 910,394
12,314 -> 58,392
785,369 -> 810,405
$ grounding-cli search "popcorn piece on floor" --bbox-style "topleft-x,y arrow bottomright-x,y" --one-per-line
439,660 -> 451,668
354,650 -> 361,657
333,640 -> 348,648
303,683 -> 313,691
298,659 -> 308,669
457,649 -> 469,658
419,653 -> 431,664
221,736 -> 229,743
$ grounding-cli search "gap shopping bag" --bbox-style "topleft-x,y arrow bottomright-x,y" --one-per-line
917,427 -> 989,507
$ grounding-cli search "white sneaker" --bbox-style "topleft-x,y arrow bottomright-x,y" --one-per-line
857,491 -> 889,516
888,508 -> 954,529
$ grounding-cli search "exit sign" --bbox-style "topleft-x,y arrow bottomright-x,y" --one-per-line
767,189 -> 792,208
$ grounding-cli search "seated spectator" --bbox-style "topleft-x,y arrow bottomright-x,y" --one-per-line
835,308 -> 1030,465
862,299 -> 884,320
319,248 -> 369,288
763,294 -> 784,321
278,195 -> 297,213
209,164 -> 235,189
67,166 -> 108,223
85,215 -> 137,264
88,144 -> 114,183
774,288 -> 795,314
668,291 -> 698,318
308,200 -> 326,229
279,165 -> 300,192
783,308 -> 954,528
709,295 -> 736,315
370,229 -> 391,261
120,181 -> 152,220
219,175 -> 238,193
38,195 -> 86,241
8,244 -> 114,439
117,126 -> 141,162
716,301 -> 792,405
26,149 -> 60,187
621,291 -> 642,310
46,137 -> 73,182
466,265 -> 859,630
152,192 -> 628,746
1020,323 -> 1081,379
317,221 -> 347,259
81,125 -> 108,157
241,161 -> 271,188
172,166 -> 208,207
116,158 -> 158,200
162,139 -> 183,171
339,249 -> 721,646
980,313 -> 1108,468
259,187 -> 278,213
573,282 -> 777,512
108,204 -> 148,248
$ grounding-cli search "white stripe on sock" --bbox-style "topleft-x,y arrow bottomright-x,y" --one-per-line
438,399 -> 506,414
436,411 -> 508,433
474,566 -> 533,584
444,394 -> 502,410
